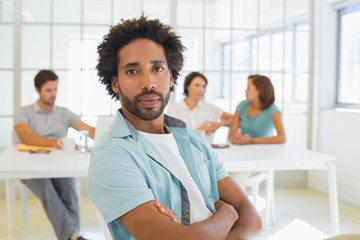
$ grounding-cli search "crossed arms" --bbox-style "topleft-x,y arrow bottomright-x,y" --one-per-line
119,176 -> 262,240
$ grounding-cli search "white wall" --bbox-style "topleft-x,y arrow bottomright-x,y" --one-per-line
308,0 -> 360,208
309,110 -> 360,208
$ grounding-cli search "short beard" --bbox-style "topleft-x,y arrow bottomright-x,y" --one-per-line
119,87 -> 170,121
40,97 -> 55,106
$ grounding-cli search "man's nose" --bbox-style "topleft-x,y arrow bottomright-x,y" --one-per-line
141,71 -> 156,90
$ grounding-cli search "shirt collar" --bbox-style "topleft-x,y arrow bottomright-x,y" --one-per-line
111,109 -> 187,142
33,101 -> 57,113
197,99 -> 205,108
179,99 -> 205,109
178,100 -> 188,109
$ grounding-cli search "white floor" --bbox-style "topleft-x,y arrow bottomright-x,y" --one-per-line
0,187 -> 359,240
255,188 -> 360,240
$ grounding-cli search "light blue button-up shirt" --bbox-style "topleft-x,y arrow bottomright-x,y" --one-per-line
88,110 -> 229,240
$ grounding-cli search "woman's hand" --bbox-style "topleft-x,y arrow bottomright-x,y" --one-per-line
230,132 -> 251,145
198,121 -> 221,135
154,200 -> 181,224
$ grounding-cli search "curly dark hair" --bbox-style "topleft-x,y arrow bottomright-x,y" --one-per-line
183,72 -> 208,96
97,16 -> 185,100
248,74 -> 275,110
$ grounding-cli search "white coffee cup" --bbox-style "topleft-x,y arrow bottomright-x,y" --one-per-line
60,138 -> 75,154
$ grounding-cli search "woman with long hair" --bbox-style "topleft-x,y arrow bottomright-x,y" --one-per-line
229,74 -> 286,145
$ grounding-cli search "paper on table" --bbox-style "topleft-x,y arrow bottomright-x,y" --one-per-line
17,143 -> 53,153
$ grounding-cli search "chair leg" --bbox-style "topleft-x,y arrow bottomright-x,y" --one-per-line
21,183 -> 28,240
264,170 -> 275,228
76,178 -> 81,197
251,180 -> 259,209
6,179 -> 16,237
96,210 -> 113,240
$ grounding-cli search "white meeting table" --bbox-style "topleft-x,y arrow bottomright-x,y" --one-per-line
0,144 -> 340,237
0,146 -> 90,238
215,143 -> 339,235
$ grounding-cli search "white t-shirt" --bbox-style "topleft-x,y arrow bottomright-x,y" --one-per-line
139,129 -> 213,223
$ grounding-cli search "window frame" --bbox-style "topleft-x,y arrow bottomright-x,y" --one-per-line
336,3 -> 360,108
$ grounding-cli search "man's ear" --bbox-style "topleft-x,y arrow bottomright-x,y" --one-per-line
169,70 -> 174,87
111,76 -> 120,93
35,87 -> 40,95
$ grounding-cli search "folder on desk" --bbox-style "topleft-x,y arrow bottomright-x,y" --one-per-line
17,143 -> 53,153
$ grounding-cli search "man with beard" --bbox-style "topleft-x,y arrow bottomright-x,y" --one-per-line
88,16 -> 262,240
14,69 -> 94,240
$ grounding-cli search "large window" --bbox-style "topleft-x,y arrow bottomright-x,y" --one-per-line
337,3 -> 360,106
220,22 -> 309,113
0,0 -> 310,150
176,0 -> 309,117
0,0 -> 14,150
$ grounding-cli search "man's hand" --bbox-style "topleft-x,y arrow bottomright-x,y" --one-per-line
154,200 -> 181,224
56,139 -> 64,149
154,199 -> 239,226
214,199 -> 227,211
120,199 -> 239,240
15,123 -> 64,149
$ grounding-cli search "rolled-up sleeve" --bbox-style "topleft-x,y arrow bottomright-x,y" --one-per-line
14,108 -> 28,126
88,146 -> 154,224
211,148 -> 229,182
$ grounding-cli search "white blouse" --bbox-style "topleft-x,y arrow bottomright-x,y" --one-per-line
166,99 -> 223,143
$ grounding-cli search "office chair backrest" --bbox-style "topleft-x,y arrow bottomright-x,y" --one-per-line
12,130 -> 21,144
96,210 -> 113,240
94,115 -> 115,145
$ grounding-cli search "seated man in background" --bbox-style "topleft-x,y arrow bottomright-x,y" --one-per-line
88,16 -> 262,240
14,69 -> 95,240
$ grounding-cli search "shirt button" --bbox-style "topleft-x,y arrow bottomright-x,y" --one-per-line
183,212 -> 188,217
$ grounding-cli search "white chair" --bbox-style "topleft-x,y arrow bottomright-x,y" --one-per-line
6,178 -> 41,240
9,131 -> 29,239
94,115 -> 115,145
244,170 -> 275,228
213,128 -> 275,227
96,210 -> 113,240
217,128 -> 275,227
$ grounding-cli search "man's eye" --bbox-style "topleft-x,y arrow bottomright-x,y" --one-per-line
126,69 -> 137,75
154,66 -> 164,72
